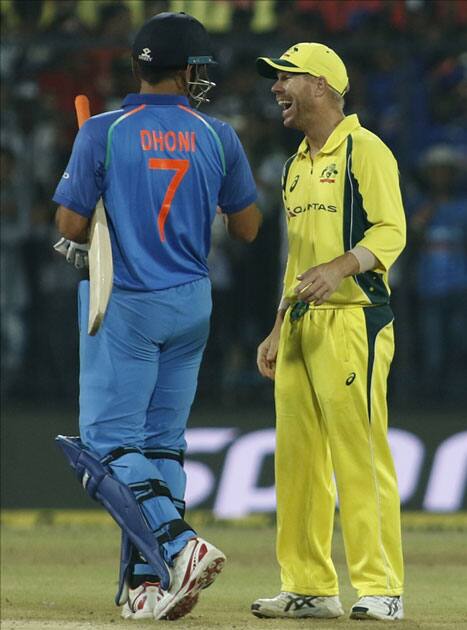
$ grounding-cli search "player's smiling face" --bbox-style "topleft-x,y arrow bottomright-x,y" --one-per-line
272,71 -> 316,130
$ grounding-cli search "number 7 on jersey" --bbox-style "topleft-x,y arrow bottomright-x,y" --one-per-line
148,158 -> 190,241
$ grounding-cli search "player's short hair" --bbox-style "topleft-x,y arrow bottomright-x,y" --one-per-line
133,59 -> 184,85
328,85 -> 345,109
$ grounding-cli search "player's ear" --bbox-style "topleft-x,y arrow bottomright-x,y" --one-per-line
315,75 -> 327,97
176,67 -> 190,94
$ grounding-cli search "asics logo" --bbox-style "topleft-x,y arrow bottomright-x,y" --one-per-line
289,175 -> 300,192
386,598 -> 401,616
284,595 -> 320,612
346,372 -> 356,385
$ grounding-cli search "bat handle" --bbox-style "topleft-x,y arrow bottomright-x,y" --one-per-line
74,94 -> 91,129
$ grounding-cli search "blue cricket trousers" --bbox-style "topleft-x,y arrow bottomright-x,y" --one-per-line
77,277 -> 211,560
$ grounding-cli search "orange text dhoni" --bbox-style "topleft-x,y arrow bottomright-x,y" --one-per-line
140,130 -> 197,153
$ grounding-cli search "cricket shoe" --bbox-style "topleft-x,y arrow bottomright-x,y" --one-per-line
153,537 -> 225,621
350,595 -> 404,621
251,592 -> 344,619
121,581 -> 162,620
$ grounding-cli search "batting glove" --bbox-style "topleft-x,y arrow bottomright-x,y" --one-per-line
53,237 -> 89,269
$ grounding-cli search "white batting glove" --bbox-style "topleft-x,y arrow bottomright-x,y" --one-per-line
53,237 -> 89,269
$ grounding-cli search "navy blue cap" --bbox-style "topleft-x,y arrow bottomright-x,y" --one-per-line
132,12 -> 216,69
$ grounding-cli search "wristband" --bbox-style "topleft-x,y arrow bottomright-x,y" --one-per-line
349,246 -> 377,273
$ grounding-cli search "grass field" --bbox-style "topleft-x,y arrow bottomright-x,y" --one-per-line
1,512 -> 467,630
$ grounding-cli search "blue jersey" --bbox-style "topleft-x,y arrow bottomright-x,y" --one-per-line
53,94 -> 257,290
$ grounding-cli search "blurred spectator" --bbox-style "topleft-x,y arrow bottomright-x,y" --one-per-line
275,1 -> 325,42
0,146 -> 29,394
365,46 -> 406,154
38,51 -> 105,118
95,1 -> 133,41
201,214 -> 237,399
430,54 -> 467,124
406,0 -> 467,45
207,56 -> 266,132
231,1 -> 255,34
44,0 -> 89,39
9,0 -> 44,36
410,145 -> 467,400
293,0 -> 405,34
143,1 -> 171,21
427,52 -> 467,149
88,2 -> 134,109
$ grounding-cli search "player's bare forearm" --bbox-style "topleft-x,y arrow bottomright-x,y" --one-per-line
224,203 -> 262,242
294,251 -> 360,305
257,308 -> 285,380
55,205 -> 90,243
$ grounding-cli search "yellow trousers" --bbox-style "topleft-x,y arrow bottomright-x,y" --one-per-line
274,305 -> 403,597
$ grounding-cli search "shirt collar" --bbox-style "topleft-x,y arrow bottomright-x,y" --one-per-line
297,113 -> 361,158
122,93 -> 190,107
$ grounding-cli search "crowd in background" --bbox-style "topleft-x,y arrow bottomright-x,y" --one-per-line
1,0 -> 466,407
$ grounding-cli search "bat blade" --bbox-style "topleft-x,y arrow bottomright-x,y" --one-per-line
74,94 -> 113,336
88,199 -> 113,335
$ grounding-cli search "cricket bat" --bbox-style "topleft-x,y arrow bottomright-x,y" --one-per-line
74,95 -> 113,335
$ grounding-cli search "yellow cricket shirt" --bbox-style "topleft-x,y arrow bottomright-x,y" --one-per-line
281,114 -> 406,307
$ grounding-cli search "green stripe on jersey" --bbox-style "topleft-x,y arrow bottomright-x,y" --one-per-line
105,105 -> 146,169
178,105 -> 226,175
363,305 -> 394,422
344,136 -> 389,305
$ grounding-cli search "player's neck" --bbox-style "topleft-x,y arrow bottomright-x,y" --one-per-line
139,79 -> 186,96
304,108 -> 344,157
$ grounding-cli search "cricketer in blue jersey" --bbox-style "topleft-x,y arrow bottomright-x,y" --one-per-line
53,12 -> 261,622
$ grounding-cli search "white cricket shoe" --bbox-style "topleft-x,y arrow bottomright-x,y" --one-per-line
251,592 -> 344,619
121,581 -> 162,620
153,537 -> 225,621
350,595 -> 404,620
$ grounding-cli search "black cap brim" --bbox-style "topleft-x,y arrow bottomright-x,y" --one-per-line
256,57 -> 301,78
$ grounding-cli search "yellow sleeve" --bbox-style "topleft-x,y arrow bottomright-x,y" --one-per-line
351,133 -> 406,272
281,256 -> 296,305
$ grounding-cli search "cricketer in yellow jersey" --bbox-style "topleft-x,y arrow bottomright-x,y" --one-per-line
252,43 -> 406,622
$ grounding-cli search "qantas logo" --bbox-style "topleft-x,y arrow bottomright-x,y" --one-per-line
287,202 -> 338,218
320,163 -> 338,183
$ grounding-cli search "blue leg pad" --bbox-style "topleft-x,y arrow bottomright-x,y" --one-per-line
55,435 -> 171,591
116,531 -> 133,605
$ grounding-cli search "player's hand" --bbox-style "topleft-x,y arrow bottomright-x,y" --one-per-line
257,328 -> 281,381
53,237 -> 89,269
294,261 -> 344,305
